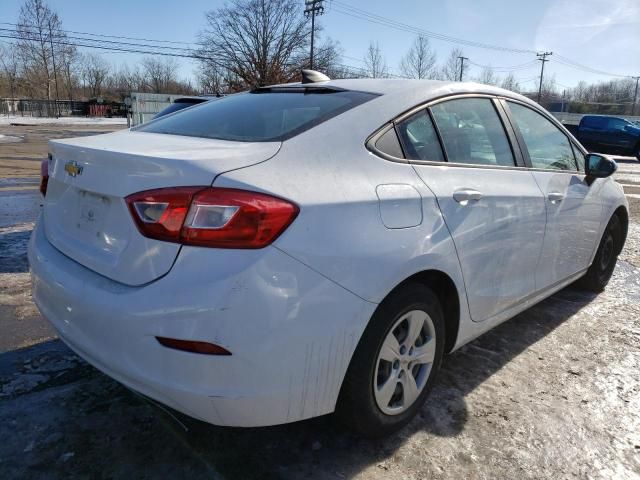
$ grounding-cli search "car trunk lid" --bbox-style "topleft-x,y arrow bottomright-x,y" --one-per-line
43,130 -> 280,286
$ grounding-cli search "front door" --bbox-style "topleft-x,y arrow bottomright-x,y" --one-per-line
397,97 -> 546,322
505,101 -> 602,288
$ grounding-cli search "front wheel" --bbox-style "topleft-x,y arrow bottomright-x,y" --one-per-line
578,215 -> 622,292
336,283 -> 444,437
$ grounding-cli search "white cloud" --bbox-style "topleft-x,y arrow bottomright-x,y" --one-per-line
535,0 -> 640,76
536,0 -> 639,48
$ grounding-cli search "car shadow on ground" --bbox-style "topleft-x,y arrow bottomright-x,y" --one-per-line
0,284 -> 597,479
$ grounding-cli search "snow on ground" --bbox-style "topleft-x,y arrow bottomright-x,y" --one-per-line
0,134 -> 23,144
0,116 -> 127,126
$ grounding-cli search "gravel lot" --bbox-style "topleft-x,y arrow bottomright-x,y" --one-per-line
0,124 -> 639,479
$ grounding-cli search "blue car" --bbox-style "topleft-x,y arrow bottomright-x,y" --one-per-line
577,115 -> 640,161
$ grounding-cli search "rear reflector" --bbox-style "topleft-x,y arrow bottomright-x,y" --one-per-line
40,159 -> 49,196
156,337 -> 232,355
126,187 -> 299,248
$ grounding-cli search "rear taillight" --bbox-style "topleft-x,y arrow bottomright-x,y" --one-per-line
39,158 -> 49,196
126,187 -> 299,248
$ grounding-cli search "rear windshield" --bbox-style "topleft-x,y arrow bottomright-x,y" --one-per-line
137,89 -> 377,142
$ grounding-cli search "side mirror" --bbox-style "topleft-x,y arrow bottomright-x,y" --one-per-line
585,153 -> 617,179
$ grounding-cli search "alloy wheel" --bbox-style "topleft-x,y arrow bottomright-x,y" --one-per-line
373,310 -> 436,415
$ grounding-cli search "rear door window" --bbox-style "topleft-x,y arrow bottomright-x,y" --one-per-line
430,98 -> 515,166
137,89 -> 377,142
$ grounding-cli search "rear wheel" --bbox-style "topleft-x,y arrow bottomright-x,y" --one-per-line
336,283 -> 444,437
578,215 -> 622,292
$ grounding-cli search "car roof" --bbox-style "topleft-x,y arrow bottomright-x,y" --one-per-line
581,114 -> 627,120
267,78 -> 538,110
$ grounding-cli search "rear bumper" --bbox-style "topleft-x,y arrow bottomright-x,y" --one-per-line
28,216 -> 375,426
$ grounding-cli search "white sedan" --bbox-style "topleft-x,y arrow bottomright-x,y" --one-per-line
29,73 -> 628,437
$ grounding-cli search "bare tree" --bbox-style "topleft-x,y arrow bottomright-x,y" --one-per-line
15,0 -> 68,99
0,45 -> 20,103
141,57 -> 179,93
58,44 -> 78,101
400,36 -> 436,79
197,62 -> 227,95
198,0 -> 311,88
110,64 -> 145,97
438,48 -> 464,81
81,53 -> 110,98
539,74 -> 557,104
364,41 -> 388,78
476,66 -> 499,86
501,73 -> 520,93
294,37 -> 343,77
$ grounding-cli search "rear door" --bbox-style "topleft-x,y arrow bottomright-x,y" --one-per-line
401,97 -> 546,322
504,100 -> 602,288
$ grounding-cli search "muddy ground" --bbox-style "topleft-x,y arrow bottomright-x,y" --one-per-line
0,124 -> 639,479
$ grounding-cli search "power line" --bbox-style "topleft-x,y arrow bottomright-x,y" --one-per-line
5,14 -> 636,86
2,29 -> 388,81
330,0 -> 535,54
0,27 -> 195,54
467,60 -> 538,72
554,54 -> 632,78
0,21 -> 196,46
331,1 -> 636,79
0,33 -> 211,62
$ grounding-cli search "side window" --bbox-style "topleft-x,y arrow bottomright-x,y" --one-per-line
508,102 -> 578,171
430,98 -> 515,166
395,110 -> 445,162
582,116 -> 604,130
571,142 -> 585,172
374,127 -> 404,158
607,118 -> 628,132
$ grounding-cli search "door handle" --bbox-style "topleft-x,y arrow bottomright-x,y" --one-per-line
453,188 -> 483,204
548,192 -> 565,203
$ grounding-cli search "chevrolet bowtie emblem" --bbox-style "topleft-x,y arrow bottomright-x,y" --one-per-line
64,160 -> 83,177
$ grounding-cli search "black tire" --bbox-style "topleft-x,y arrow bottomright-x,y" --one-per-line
335,283 -> 445,437
578,214 -> 623,292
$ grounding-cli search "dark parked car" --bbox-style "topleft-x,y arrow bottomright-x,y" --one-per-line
153,96 -> 220,119
577,115 -> 640,160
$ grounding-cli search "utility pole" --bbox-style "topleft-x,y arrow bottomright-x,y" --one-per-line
457,56 -> 468,82
48,19 -> 61,118
536,51 -> 552,104
304,0 -> 324,70
632,76 -> 639,116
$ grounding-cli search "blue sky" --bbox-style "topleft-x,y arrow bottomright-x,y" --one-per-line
1,0 -> 638,91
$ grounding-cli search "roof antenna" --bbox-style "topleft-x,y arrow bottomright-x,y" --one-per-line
301,69 -> 330,84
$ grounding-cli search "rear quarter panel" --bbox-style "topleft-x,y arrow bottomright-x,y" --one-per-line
214,94 -> 472,348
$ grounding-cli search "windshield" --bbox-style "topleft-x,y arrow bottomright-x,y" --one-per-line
136,89 -> 377,142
